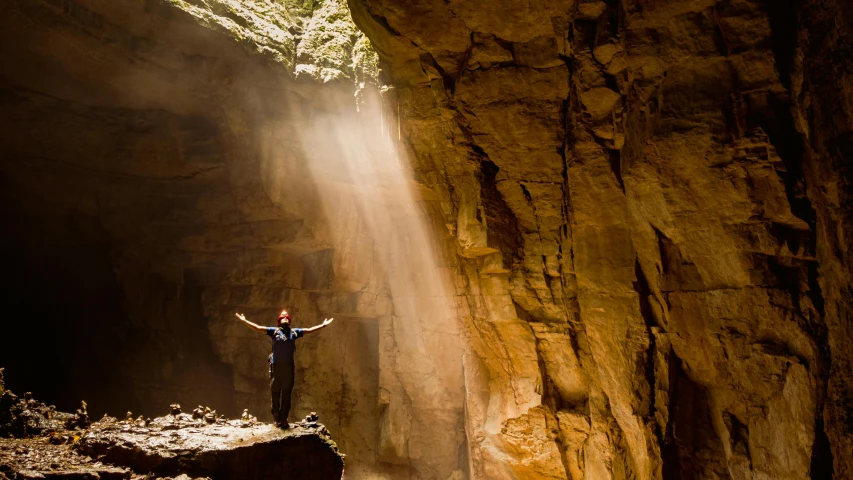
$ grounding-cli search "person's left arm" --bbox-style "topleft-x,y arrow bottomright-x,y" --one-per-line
301,317 -> 334,334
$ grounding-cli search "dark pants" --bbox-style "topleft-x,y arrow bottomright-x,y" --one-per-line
270,362 -> 295,423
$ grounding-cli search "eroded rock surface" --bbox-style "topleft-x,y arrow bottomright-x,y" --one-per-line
0,437 -> 130,480
79,414 -> 343,480
345,0 -> 853,478
0,386 -> 343,480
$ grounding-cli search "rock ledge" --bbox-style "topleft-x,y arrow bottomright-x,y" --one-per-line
79,414 -> 344,480
0,384 -> 344,480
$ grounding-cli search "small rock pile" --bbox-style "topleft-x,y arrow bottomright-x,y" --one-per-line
87,403 -> 262,435
0,389 -> 82,438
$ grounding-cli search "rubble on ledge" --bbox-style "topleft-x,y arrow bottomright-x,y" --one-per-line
78,411 -> 344,479
0,436 -> 129,480
0,380 -> 344,480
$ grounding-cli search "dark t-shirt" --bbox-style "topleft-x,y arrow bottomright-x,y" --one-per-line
266,326 -> 304,365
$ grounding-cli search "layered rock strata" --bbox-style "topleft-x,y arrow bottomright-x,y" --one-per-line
346,0 -> 853,478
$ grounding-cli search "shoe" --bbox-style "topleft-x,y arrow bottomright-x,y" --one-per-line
278,422 -> 291,429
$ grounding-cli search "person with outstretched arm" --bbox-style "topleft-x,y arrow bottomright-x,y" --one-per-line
235,309 -> 334,428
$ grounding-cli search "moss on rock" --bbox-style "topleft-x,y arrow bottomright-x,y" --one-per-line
295,0 -> 373,83
164,0 -> 301,70
163,0 -> 378,86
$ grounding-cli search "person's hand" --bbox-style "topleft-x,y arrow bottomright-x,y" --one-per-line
323,318 -> 334,326
235,313 -> 247,321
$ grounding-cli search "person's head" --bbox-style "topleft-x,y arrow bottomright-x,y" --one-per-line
277,310 -> 291,327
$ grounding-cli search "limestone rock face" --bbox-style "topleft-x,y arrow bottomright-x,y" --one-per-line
346,0 -> 853,478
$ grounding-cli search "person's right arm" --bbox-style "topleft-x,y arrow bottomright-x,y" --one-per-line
235,313 -> 267,332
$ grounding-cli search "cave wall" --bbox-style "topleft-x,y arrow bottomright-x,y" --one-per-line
795,1 -> 853,476
346,0 -> 853,478
0,0 -> 387,476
